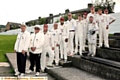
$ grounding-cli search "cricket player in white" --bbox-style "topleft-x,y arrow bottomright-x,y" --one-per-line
59,17 -> 69,62
41,24 -> 54,72
67,13 -> 76,56
51,23 -> 61,65
87,16 -> 98,57
75,15 -> 84,56
14,24 -> 30,76
82,12 -> 88,51
97,8 -> 108,47
87,6 -> 98,23
28,25 -> 44,76
104,9 -> 116,47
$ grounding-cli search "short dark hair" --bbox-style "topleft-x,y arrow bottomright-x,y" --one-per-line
104,8 -> 108,11
78,14 -> 82,17
98,8 -> 102,11
89,15 -> 94,18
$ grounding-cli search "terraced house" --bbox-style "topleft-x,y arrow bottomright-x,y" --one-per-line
6,22 -> 21,31
25,3 -> 93,26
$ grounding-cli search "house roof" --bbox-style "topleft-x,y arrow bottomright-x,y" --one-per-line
0,25 -> 6,28
71,8 -> 90,14
7,22 -> 21,25
25,7 -> 90,23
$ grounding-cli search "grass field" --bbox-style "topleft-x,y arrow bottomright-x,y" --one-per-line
0,35 -> 16,62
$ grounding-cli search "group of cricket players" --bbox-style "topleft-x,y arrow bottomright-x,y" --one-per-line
14,6 -> 115,76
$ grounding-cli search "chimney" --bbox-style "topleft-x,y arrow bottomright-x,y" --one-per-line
65,9 -> 70,14
38,17 -> 41,20
49,14 -> 53,17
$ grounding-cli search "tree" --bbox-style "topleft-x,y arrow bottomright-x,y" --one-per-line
73,14 -> 78,19
39,18 -> 46,25
28,21 -> 35,26
63,15 -> 68,21
93,0 -> 116,13
55,19 -> 59,23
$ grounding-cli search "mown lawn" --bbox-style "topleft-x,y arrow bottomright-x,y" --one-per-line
0,35 -> 16,62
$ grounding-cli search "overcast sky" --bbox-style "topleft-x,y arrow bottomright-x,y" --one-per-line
0,0 -> 120,25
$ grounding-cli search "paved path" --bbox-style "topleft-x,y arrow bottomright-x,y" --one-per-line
6,53 -> 55,80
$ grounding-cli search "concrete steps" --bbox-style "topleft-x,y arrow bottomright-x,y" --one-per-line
84,46 -> 120,62
109,36 -> 120,40
96,47 -> 120,62
68,55 -> 120,80
46,67 -> 104,80
109,33 -> 120,40
96,39 -> 120,48
109,39 -> 120,48
6,53 -> 106,80
59,60 -> 72,67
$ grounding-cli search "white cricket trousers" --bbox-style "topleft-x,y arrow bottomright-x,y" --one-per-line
99,26 -> 109,47
60,36 -> 67,60
88,43 -> 96,56
54,42 -> 60,64
41,46 -> 54,71
68,32 -> 75,54
75,34 -> 83,55
83,27 -> 87,50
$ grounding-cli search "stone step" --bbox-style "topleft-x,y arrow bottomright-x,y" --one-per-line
68,55 -> 120,80
46,67 -> 104,80
84,47 -> 120,62
109,39 -> 120,48
82,56 -> 120,69
113,33 -> 120,36
6,53 -> 55,80
96,47 -> 120,62
109,36 -> 120,40
96,39 -> 120,48
59,60 -> 72,67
